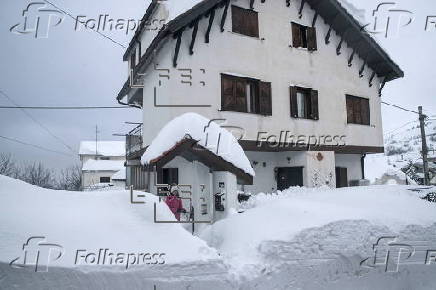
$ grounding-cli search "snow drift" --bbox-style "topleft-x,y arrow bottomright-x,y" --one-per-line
0,175 -> 218,270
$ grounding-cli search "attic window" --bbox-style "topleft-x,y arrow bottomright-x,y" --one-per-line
346,95 -> 370,125
232,6 -> 259,38
292,22 -> 317,51
221,74 -> 272,116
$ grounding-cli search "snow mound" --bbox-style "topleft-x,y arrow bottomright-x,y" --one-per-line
199,185 -> 436,275
79,141 -> 125,157
141,113 -> 254,176
0,175 -> 218,269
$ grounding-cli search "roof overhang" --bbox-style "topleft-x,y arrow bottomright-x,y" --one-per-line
147,137 -> 254,185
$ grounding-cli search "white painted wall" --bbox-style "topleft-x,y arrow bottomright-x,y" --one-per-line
82,171 -> 119,187
335,153 -> 363,183
132,0 -> 384,150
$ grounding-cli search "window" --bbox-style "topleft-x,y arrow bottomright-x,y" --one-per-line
100,177 -> 111,183
157,168 -> 179,185
291,22 -> 317,51
232,6 -> 259,38
99,157 -> 110,160
346,95 -> 370,125
290,86 -> 319,120
221,74 -> 272,115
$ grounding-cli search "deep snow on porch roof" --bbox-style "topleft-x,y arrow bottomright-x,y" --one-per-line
140,113 -> 254,184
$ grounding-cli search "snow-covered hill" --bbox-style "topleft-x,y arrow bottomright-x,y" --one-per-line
366,120 -> 436,184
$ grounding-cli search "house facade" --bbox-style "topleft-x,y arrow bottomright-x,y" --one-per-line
79,141 -> 126,190
117,0 -> 403,196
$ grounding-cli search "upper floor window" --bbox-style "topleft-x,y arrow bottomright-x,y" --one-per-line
221,74 -> 272,116
292,22 -> 317,51
346,95 -> 370,125
290,86 -> 319,120
232,6 -> 259,38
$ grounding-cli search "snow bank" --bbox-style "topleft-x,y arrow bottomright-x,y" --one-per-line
200,185 -> 436,275
0,175 -> 218,269
112,167 -> 126,180
82,159 -> 125,171
79,141 -> 125,157
141,113 -> 255,176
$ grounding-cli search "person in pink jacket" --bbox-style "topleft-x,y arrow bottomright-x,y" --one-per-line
165,185 -> 186,221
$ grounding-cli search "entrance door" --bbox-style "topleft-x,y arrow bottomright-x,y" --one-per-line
335,167 -> 348,188
277,167 -> 304,190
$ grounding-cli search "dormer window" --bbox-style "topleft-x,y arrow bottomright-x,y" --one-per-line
291,22 -> 317,51
232,6 -> 259,38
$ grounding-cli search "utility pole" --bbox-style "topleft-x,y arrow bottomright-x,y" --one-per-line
95,125 -> 99,157
418,106 -> 430,185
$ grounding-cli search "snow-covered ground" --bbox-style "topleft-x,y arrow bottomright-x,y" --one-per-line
1,175 -> 435,289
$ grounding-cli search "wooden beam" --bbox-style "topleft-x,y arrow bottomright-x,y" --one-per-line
286,0 -> 290,7
325,26 -> 332,44
189,20 -> 199,55
348,49 -> 355,67
369,71 -> 376,87
250,0 -> 255,9
173,30 -> 183,67
298,0 -> 305,18
379,77 -> 387,97
220,0 -> 230,32
336,37 -> 344,55
205,8 -> 215,43
359,60 -> 366,78
312,12 -> 318,27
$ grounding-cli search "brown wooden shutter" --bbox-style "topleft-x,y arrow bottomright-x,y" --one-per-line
247,10 -> 259,37
307,27 -> 317,51
235,78 -> 247,112
221,75 -> 235,111
292,23 -> 302,48
310,89 -> 319,120
259,82 -> 272,116
290,86 -> 298,118
361,98 -> 370,125
354,98 -> 362,124
346,96 -> 354,123
232,6 -> 243,34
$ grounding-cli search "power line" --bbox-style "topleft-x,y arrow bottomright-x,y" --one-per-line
381,101 -> 420,114
42,0 -> 126,49
0,89 -> 76,154
0,106 -> 134,110
0,135 -> 73,157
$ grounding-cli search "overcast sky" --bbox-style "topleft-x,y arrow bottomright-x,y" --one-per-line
0,0 -> 435,171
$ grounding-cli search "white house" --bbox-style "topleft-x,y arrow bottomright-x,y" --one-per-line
116,0 -> 403,221
79,141 -> 126,190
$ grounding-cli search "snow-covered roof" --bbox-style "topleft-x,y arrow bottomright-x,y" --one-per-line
82,160 -> 125,172
141,113 -> 255,176
79,141 -> 125,157
112,168 -> 126,180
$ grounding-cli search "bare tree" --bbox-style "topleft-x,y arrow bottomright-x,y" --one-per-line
20,162 -> 55,189
0,153 -> 18,177
57,165 -> 82,191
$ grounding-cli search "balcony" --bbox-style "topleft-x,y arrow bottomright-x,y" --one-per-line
126,123 -> 143,158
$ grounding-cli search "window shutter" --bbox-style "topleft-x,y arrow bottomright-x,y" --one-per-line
346,96 -> 354,123
307,27 -> 317,51
310,89 -> 319,120
290,86 -> 298,118
259,82 -> 272,116
353,98 -> 362,124
247,10 -> 259,37
221,75 -> 235,111
361,98 -> 370,125
232,6 -> 243,34
292,23 -> 302,48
